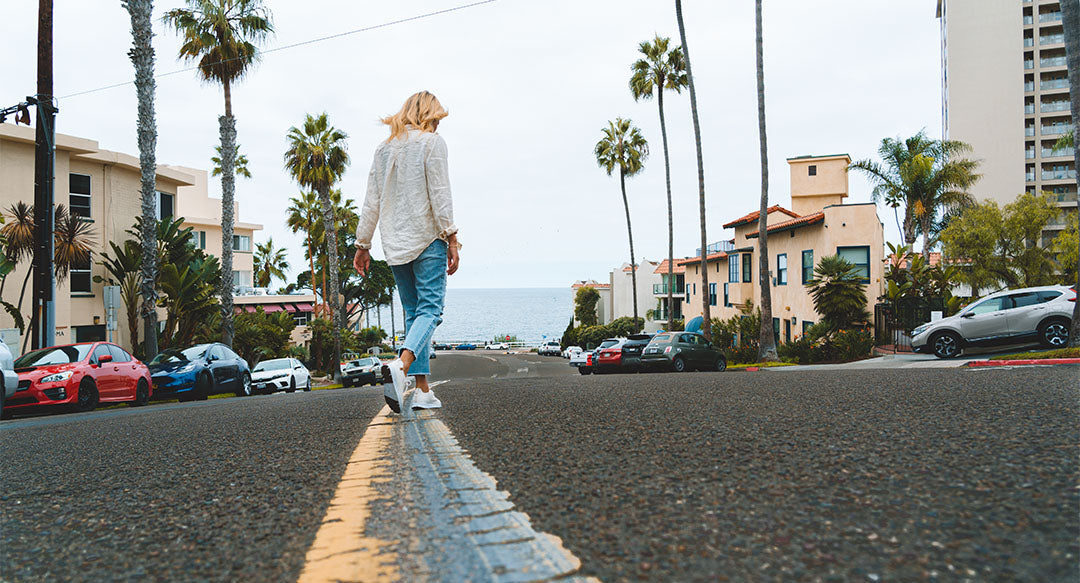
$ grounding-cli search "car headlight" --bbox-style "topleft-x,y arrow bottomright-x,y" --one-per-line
271,372 -> 289,380
911,325 -> 930,337
40,371 -> 74,383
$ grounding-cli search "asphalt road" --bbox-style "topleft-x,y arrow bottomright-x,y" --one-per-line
1,353 -> 1076,582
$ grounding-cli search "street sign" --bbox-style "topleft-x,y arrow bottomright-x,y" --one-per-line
103,286 -> 121,310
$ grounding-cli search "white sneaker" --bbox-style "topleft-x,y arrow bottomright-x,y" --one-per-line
412,389 -> 442,410
381,359 -> 407,415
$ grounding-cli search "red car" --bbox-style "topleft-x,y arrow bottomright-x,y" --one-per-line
594,339 -> 628,373
3,342 -> 152,416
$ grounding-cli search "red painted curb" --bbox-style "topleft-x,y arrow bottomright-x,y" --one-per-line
967,358 -> 1080,367
745,366 -> 760,372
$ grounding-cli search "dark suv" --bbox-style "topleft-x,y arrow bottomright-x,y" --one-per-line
640,332 -> 727,372
619,334 -> 654,371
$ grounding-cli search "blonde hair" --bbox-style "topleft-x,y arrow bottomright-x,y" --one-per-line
382,91 -> 448,141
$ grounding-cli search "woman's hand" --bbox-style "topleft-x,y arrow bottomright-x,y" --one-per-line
447,237 -> 460,276
353,247 -> 371,277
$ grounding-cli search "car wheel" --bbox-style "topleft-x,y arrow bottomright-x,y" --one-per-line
235,373 -> 252,397
672,357 -> 687,372
577,367 -> 591,375
129,379 -> 150,407
931,331 -> 962,359
1039,318 -> 1070,348
715,357 -> 727,372
286,377 -> 296,393
182,371 -> 212,402
73,378 -> 99,413
304,377 -> 311,391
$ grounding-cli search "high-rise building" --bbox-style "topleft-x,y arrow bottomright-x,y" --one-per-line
938,0 -> 1075,245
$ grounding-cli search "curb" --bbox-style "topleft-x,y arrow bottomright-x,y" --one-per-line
967,358 -> 1080,367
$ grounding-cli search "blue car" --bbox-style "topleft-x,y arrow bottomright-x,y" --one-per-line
454,343 -> 477,350
148,343 -> 252,401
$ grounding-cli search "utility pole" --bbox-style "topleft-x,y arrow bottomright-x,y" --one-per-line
30,0 -> 57,350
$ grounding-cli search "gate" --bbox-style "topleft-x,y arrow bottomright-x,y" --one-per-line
874,298 -> 945,352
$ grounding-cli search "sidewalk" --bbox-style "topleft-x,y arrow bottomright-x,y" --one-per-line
765,353 -> 983,371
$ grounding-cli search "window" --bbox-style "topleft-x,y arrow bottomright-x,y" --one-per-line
1009,292 -> 1042,308
108,344 -> 132,363
233,234 -> 252,252
294,312 -> 312,326
157,191 -> 174,220
802,321 -> 814,335
191,230 -> 206,250
836,246 -> 870,283
808,165 -> 817,176
70,252 -> 92,294
802,250 -> 814,284
70,173 -> 92,218
1036,290 -> 1063,303
92,344 -> 112,364
772,318 -> 780,345
232,270 -> 252,289
209,345 -> 225,361
784,319 -> 791,344
776,254 -> 788,285
723,283 -> 730,307
967,296 -> 1008,315
708,283 -> 717,306
742,254 -> 752,283
728,257 -> 739,283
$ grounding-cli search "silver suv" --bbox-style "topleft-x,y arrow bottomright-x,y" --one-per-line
911,285 -> 1075,358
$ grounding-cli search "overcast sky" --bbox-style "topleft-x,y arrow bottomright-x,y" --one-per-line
1,0 -> 942,289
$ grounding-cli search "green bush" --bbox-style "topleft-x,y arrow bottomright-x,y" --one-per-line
232,308 -> 296,367
308,318 -> 360,373
778,326 -> 873,364
710,302 -> 762,365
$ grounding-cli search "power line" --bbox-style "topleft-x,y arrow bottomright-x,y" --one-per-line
59,0 -> 498,100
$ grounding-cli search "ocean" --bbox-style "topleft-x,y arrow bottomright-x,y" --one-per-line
367,287 -> 573,345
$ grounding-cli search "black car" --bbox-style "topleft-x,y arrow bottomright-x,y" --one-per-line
619,334 -> 654,371
640,332 -> 727,372
341,357 -> 382,387
148,343 -> 253,400
433,343 -> 451,351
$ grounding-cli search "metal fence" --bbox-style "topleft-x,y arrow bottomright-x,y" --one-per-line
874,298 -> 946,352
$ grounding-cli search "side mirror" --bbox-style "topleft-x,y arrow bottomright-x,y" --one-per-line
98,354 -> 113,364
961,312 -> 974,319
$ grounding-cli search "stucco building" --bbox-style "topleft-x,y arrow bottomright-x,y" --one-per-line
681,154 -> 885,343
570,279 -> 612,327
0,124 -> 261,353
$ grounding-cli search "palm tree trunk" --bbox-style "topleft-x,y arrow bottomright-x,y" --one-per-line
124,0 -> 159,361
755,0 -> 778,361
658,88 -> 675,331
16,267 -> 32,351
316,184 -> 342,383
675,0 -> 711,339
619,169 -> 639,327
1060,0 -> 1080,347
921,216 -> 933,262
902,212 -> 917,247
218,108 -> 237,346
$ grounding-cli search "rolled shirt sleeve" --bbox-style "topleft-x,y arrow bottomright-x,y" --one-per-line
425,135 -> 458,240
355,152 -> 382,249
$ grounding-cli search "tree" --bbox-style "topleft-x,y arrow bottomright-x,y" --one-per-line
1,202 -> 35,319
595,118 -> 648,325
122,0 -> 160,360
163,0 -> 274,347
574,286 -> 600,327
560,317 -> 576,349
850,132 -> 980,257
754,0 -> 778,362
286,190 -> 321,298
630,34 -> 687,333
284,113 -> 350,383
1052,222 -> 1078,286
253,237 -> 289,288
158,256 -> 220,350
95,240 -> 141,352
232,307 -> 295,368
212,144 -> 251,178
806,255 -> 869,333
1061,0 -> 1080,347
940,193 -> 1061,291
675,0 -> 711,339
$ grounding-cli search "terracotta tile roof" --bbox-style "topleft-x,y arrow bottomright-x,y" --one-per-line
745,212 -> 825,239
887,252 -> 967,268
653,259 -> 687,274
571,280 -> 611,290
675,252 -> 727,267
722,205 -> 800,229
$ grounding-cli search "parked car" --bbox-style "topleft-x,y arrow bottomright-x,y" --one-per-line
569,348 -> 591,374
572,338 -> 624,375
619,334 -> 654,371
341,357 -> 383,387
148,343 -> 252,401
538,341 -> 562,356
455,343 -> 477,351
433,343 -> 451,351
0,343 -> 21,418
485,342 -> 509,350
4,342 -> 152,416
911,285 -> 1075,358
563,346 -> 583,359
640,332 -> 727,372
252,358 -> 311,393
595,338 -> 630,373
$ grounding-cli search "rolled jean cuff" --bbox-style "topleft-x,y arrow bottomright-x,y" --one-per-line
401,313 -> 440,376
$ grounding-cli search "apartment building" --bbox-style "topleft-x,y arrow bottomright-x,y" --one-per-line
609,259 -> 664,331
570,279 -> 612,326
681,155 -> 885,344
652,258 -> 685,325
938,0 -> 1076,245
0,123 -> 262,353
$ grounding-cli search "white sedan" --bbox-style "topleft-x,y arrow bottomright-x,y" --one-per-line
485,343 -> 509,350
251,358 -> 311,394
563,346 -> 583,359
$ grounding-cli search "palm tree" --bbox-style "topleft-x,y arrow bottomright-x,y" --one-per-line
43,205 -> 96,352
675,0 -> 711,339
122,0 -> 160,359
159,256 -> 220,349
253,237 -> 289,288
595,118 -> 648,326
806,255 -> 869,334
286,191 -> 321,299
163,0 -> 274,347
1,202 -> 35,315
96,240 -> 142,352
849,132 -> 980,259
212,144 -> 251,178
754,0 -> 778,361
630,35 -> 687,332
1061,0 -> 1079,347
284,113 -> 350,383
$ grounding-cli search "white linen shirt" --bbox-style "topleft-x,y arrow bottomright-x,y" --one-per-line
355,129 -> 458,266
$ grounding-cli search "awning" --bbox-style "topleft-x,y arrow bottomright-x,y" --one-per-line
291,302 -> 314,313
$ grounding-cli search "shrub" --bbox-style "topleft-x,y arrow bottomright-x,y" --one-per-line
560,317 -> 577,349
710,302 -> 762,365
778,325 -> 873,364
308,318 -> 360,373
232,308 -> 296,367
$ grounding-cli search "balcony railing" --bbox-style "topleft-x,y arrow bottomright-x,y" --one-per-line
1042,169 -> 1078,181
1025,103 -> 1036,114
1024,81 -> 1035,91
1023,15 -> 1034,25
1050,192 -> 1078,203
1041,100 -> 1070,112
1042,125 -> 1071,135
1041,78 -> 1069,90
1026,172 -> 1037,182
1041,33 -> 1064,45
1040,56 -> 1067,68
1024,37 -> 1035,47
1041,147 -> 1075,158
652,283 -> 683,295
1025,60 -> 1035,70
1039,12 -> 1062,23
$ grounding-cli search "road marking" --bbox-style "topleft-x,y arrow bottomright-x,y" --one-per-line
516,367 -> 529,373
299,405 -> 598,582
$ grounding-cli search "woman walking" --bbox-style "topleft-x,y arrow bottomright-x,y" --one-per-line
354,91 -> 460,417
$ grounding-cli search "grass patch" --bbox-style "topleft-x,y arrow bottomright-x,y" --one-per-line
989,347 -> 1080,360
728,361 -> 798,370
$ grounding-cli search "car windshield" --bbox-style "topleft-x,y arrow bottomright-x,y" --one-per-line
253,359 -> 290,372
598,340 -> 618,349
149,349 -> 186,365
15,344 -> 93,367
649,333 -> 671,344
181,345 -> 209,361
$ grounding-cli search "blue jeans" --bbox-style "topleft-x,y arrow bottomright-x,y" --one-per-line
391,239 -> 447,376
